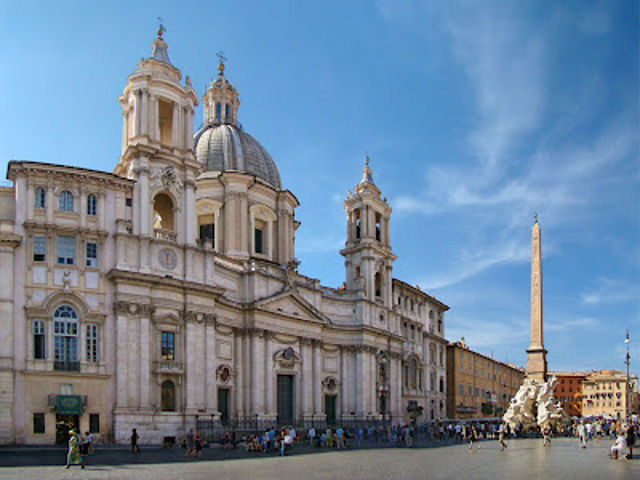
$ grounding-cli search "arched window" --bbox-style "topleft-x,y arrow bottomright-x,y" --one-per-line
224,103 -> 230,122
153,193 -> 175,232
35,187 -> 46,209
87,194 -> 97,216
354,209 -> 361,239
59,191 -> 74,212
53,305 -> 79,371
215,102 -> 221,122
375,213 -> 382,241
161,380 -> 176,411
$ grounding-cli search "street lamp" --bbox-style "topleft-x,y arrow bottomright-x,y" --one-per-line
624,330 -> 631,421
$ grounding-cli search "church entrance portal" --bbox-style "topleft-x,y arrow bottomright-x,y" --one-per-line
277,375 -> 295,425
218,389 -> 230,426
325,395 -> 336,425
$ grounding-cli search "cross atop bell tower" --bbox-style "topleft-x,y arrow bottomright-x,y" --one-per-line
526,214 -> 547,382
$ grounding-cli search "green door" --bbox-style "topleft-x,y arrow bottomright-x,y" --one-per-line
218,389 -> 230,426
277,375 -> 295,425
325,395 -> 336,425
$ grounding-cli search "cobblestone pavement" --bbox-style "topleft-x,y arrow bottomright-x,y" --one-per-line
0,437 -> 638,480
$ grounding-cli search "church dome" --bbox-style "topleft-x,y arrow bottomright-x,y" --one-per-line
194,58 -> 281,190
194,124 -> 281,190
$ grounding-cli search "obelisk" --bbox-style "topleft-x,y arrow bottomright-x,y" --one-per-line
525,214 -> 547,382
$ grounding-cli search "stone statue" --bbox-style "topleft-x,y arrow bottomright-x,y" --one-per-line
503,376 -> 570,430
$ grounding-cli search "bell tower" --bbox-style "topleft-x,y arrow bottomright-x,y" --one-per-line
114,25 -> 199,245
340,158 -> 395,306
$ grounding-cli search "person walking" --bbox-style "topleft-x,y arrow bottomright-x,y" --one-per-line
130,428 -> 140,453
468,424 -> 479,450
65,429 -> 85,469
498,423 -> 508,451
192,430 -> 203,458
577,421 -> 587,449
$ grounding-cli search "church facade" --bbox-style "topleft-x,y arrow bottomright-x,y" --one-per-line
0,31 -> 448,444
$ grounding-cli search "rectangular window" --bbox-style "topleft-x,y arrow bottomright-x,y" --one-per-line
33,236 -> 46,262
33,413 -> 45,434
161,331 -> 175,360
33,320 -> 46,360
56,236 -> 75,265
459,383 -> 464,395
468,384 -> 472,395
87,194 -> 97,216
199,223 -> 215,247
89,414 -> 100,433
254,227 -> 264,254
35,188 -> 46,209
86,242 -> 98,267
86,324 -> 98,363
125,198 -> 132,207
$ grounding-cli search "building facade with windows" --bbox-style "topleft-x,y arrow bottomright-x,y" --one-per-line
549,372 -> 586,417
582,370 -> 638,418
446,338 -> 524,420
0,31 -> 449,445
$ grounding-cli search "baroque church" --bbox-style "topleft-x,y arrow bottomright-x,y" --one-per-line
0,29 -> 448,444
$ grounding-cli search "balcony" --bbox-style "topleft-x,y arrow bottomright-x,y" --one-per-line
154,360 -> 183,374
54,361 -> 80,372
154,228 -> 177,242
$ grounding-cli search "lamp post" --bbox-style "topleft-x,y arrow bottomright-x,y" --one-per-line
624,330 -> 630,421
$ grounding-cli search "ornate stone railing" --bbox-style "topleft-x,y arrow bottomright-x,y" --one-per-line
154,228 -> 177,242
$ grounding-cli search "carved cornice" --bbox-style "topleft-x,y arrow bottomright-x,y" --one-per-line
183,310 -> 216,325
113,301 -> 155,317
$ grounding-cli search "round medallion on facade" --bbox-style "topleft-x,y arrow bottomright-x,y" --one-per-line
158,248 -> 177,270
283,347 -> 294,360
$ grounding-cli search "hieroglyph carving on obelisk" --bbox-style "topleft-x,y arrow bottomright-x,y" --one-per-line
525,215 -> 547,382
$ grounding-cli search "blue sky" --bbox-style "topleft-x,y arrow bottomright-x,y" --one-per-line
1,1 -> 638,376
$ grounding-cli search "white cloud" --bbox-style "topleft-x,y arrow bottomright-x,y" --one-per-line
580,277 -> 640,306
415,237 -> 529,289
546,316 -> 602,332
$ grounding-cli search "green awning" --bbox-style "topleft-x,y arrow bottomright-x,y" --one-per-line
56,395 -> 83,415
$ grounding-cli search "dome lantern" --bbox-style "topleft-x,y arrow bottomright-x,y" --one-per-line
202,53 -> 240,127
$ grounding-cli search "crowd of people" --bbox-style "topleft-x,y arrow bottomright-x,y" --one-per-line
63,417 -> 638,468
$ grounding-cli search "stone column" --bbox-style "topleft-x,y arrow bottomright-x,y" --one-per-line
185,317 -> 205,414
172,102 -> 179,147
205,320 -> 217,413
312,340 -> 322,415
184,179 -> 196,246
45,182 -> 54,224
127,317 -> 139,407
264,333 -> 274,416
79,185 -> 87,228
133,90 -> 141,137
251,330 -> 265,415
301,339 -> 313,418
340,347 -> 348,416
233,330 -> 244,418
139,314 -> 151,410
114,312 -> 128,408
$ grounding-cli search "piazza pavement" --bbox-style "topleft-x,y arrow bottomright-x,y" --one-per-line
0,437 -> 639,480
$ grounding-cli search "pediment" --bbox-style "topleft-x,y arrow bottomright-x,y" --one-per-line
255,291 -> 331,325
